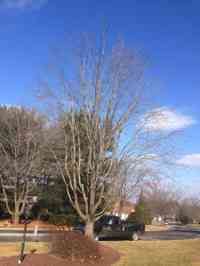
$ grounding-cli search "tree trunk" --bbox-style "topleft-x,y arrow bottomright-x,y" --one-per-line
12,212 -> 20,224
85,221 -> 94,238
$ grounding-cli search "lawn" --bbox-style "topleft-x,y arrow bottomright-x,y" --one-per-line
106,239 -> 200,266
1,239 -> 200,266
145,225 -> 169,231
187,224 -> 200,229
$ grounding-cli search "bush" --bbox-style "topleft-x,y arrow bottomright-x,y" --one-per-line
179,214 -> 192,225
51,231 -> 101,262
49,214 -> 78,227
38,208 -> 50,222
177,207 -> 193,225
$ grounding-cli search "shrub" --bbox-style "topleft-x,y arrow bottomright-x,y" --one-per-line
177,207 -> 193,225
51,231 -> 101,262
38,208 -> 50,222
179,214 -> 192,225
49,214 -> 78,227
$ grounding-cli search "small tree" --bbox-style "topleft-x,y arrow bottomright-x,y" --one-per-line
0,106 -> 44,224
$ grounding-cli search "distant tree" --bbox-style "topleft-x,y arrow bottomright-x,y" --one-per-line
177,207 -> 192,225
31,176 -> 77,218
128,193 -> 151,225
143,180 -> 179,219
0,106 -> 45,224
177,197 -> 200,224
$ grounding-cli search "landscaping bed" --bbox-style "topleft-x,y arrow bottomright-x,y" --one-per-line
0,231 -> 119,266
0,245 -> 119,266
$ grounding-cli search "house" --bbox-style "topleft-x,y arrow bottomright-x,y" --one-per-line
152,215 -> 177,225
111,200 -> 135,220
151,215 -> 163,225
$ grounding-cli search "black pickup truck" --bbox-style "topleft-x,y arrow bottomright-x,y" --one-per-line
75,215 -> 145,241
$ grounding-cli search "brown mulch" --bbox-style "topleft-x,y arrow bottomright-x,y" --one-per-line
0,245 -> 119,266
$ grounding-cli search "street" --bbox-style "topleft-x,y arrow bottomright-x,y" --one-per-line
0,226 -> 200,242
142,226 -> 200,240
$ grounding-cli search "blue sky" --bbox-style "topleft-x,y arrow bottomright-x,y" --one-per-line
0,0 -> 199,195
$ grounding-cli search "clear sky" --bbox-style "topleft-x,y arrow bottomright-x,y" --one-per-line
0,0 -> 199,196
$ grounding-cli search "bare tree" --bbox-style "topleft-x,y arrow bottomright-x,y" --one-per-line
0,106 -> 44,224
177,197 -> 200,223
38,33 -> 177,237
143,179 -> 180,219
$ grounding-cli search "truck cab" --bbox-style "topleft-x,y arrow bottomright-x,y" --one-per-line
94,215 -> 145,240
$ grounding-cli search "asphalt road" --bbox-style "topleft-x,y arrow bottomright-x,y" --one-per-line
0,229 -> 50,242
0,226 -> 199,242
141,226 -> 200,241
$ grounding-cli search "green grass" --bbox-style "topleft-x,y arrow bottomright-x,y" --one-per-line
105,239 -> 200,266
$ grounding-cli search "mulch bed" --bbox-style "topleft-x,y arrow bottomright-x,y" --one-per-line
0,245 -> 119,266
50,231 -> 102,261
0,231 -> 120,266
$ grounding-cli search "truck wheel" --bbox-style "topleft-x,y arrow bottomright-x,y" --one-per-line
131,232 -> 139,241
